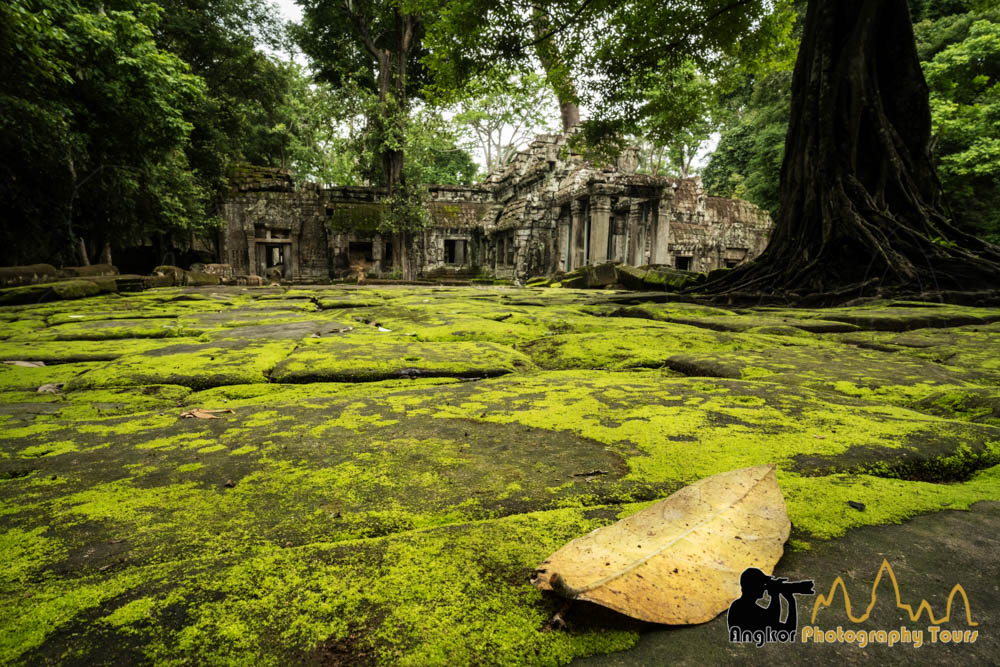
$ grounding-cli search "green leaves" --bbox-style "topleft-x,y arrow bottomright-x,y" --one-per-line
922,14 -> 1000,242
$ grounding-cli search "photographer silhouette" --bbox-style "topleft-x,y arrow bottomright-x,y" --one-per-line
727,567 -> 814,642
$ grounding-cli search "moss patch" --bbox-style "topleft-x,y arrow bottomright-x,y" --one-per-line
1,286 -> 1000,665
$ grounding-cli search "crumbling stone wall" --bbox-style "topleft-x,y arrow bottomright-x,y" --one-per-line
218,140 -> 772,283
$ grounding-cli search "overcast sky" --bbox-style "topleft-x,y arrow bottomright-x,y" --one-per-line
272,0 -> 302,24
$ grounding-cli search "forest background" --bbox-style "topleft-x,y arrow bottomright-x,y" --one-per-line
1,0 -> 997,271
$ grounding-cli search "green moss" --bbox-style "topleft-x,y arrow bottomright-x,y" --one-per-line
0,361 -> 109,392
67,341 -> 295,390
0,526 -> 66,588
19,441 -> 78,458
101,596 -> 159,630
779,465 -> 1000,539
272,338 -> 533,382
2,288 -> 999,665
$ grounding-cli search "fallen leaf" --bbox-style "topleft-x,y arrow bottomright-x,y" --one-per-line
531,465 -> 790,624
37,383 -> 64,394
3,360 -> 46,367
180,408 -> 235,419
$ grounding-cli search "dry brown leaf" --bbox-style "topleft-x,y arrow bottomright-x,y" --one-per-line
3,360 -> 46,367
531,465 -> 790,624
180,408 -> 235,419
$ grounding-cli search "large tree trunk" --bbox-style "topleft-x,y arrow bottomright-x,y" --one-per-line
707,0 -> 1000,300
532,10 -> 580,132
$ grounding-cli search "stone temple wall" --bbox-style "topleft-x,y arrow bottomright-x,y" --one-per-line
218,137 -> 772,283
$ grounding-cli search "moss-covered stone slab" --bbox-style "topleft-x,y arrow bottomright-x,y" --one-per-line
834,323 -> 1000,381
0,339 -> 191,362
0,361 -> 109,392
0,279 -> 113,305
271,337 -> 534,381
610,303 -> 861,333
65,340 -> 295,390
2,287 -> 1000,665
519,324 -> 826,371
2,371 -> 999,664
28,318 -> 213,341
660,339 -> 991,406
758,301 -> 1000,331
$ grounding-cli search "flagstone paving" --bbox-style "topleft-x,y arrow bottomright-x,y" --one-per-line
1,285 -> 998,664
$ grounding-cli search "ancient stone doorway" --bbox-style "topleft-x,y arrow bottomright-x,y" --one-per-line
444,239 -> 467,265
257,242 -> 290,279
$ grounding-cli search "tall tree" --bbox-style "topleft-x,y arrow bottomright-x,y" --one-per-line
530,8 -> 580,131
709,0 -> 1000,297
0,0 -> 207,267
452,73 -> 557,173
635,61 -> 717,179
296,0 -> 432,278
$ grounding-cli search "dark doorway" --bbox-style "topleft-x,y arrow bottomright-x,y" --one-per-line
258,243 -> 289,278
348,241 -> 374,263
675,256 -> 692,271
444,239 -> 467,264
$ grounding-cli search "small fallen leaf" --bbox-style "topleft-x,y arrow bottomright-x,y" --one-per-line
37,383 -> 64,394
532,465 -> 790,624
180,408 -> 235,419
4,360 -> 46,367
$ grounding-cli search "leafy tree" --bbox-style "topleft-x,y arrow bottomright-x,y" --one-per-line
712,0 -> 1000,296
150,0 -> 294,197
405,107 -> 481,185
452,72 -> 557,174
635,61 -> 717,179
707,1 -> 1000,242
1,0 -> 207,266
920,11 -> 1000,243
701,69 -> 792,218
296,0 -> 440,278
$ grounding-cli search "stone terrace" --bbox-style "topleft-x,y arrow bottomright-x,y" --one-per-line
1,285 -> 999,664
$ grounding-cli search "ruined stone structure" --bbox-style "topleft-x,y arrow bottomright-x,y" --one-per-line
218,135 -> 771,283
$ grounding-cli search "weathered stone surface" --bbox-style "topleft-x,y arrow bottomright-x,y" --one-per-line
218,136 -> 771,284
1,285 -> 998,665
0,264 -> 60,286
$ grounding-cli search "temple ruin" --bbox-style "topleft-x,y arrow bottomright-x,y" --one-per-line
219,133 -> 772,283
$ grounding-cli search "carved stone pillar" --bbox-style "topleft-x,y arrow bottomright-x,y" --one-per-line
570,199 -> 586,270
612,208 -> 627,263
589,195 -> 611,264
652,198 -> 671,265
626,201 -> 642,265
556,213 -> 570,272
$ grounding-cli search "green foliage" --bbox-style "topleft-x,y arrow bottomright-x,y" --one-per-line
422,0 -> 796,147
921,12 -> 1000,243
405,107 -> 481,185
0,0 -> 210,265
702,70 -> 792,218
704,2 -> 1000,242
450,72 -> 557,173
0,0 -> 293,266
634,61 -> 717,178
